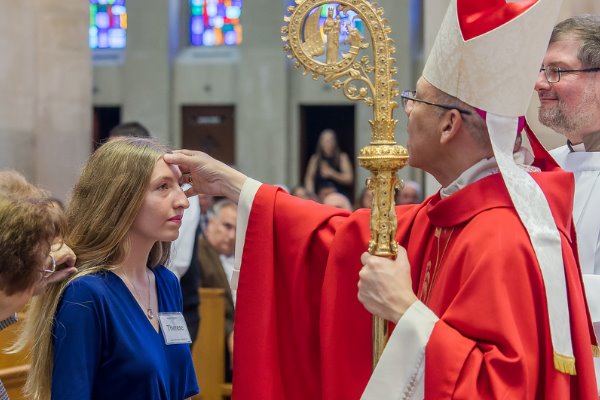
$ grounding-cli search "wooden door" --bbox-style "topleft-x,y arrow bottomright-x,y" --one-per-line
181,106 -> 235,165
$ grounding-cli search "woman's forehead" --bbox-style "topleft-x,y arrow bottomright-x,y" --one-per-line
151,158 -> 181,180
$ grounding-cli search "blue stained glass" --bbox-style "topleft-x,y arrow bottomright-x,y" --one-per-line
98,32 -> 109,48
108,30 -> 126,48
191,16 -> 204,34
213,16 -> 224,28
316,4 -> 364,48
89,27 -> 98,48
112,5 -> 126,15
189,0 -> 242,46
191,34 -> 202,46
96,12 -> 110,29
89,0 -> 126,49
111,15 -> 121,29
207,3 -> 217,17
224,30 -> 237,45
203,29 -> 216,46
226,6 -> 241,19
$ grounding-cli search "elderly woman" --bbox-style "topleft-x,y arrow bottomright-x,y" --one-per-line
0,171 -> 76,398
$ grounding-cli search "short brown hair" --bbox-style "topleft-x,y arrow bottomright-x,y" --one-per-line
0,172 -> 65,295
550,15 -> 600,68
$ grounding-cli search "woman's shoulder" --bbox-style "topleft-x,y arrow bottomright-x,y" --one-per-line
153,265 -> 179,288
62,272 -> 113,302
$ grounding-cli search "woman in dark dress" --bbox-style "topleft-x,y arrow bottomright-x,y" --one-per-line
304,129 -> 354,201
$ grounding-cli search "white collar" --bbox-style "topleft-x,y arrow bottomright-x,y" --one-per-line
568,141 -> 586,153
440,157 -> 498,198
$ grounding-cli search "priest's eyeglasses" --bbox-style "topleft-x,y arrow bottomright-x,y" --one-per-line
540,65 -> 600,83
401,90 -> 472,115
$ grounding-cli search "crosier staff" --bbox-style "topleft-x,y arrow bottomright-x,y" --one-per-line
282,0 -> 408,367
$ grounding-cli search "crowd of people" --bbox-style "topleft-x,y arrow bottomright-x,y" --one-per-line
1,3 -> 599,400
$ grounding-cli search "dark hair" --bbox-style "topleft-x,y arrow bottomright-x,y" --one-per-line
316,129 -> 341,166
108,121 -> 151,138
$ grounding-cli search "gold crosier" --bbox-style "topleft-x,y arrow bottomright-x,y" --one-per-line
282,0 -> 409,368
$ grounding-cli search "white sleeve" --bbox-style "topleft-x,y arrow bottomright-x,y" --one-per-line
230,178 -> 262,290
168,196 -> 201,279
361,301 -> 439,400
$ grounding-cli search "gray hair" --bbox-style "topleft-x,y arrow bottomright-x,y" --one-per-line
207,198 -> 237,220
550,15 -> 600,68
432,89 -> 491,150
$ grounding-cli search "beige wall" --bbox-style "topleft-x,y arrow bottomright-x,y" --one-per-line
0,0 -> 91,201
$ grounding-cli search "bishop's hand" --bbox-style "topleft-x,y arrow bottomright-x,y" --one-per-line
357,249 -> 417,323
163,150 -> 247,203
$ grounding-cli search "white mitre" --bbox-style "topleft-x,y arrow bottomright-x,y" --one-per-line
424,0 -> 576,374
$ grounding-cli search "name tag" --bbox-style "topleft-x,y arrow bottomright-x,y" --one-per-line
158,312 -> 192,345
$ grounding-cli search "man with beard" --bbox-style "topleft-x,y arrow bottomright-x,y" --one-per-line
535,14 -> 600,395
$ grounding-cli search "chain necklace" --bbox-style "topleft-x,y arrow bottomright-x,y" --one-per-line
421,227 -> 454,304
120,268 -> 155,320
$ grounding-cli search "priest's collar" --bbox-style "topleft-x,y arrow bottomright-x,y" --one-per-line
567,131 -> 600,152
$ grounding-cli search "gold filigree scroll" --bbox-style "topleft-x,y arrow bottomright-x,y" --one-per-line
282,0 -> 409,368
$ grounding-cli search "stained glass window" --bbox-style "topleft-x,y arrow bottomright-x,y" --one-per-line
315,4 -> 364,46
190,0 -> 243,47
89,0 -> 127,49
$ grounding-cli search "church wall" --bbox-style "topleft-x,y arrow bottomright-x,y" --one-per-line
0,0 -> 90,201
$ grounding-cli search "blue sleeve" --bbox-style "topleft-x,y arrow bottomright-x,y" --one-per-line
52,279 -> 103,400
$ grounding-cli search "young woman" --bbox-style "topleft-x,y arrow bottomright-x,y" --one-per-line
21,137 -> 198,400
303,129 -> 353,201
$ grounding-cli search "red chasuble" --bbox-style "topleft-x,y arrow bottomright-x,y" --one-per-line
232,171 -> 597,399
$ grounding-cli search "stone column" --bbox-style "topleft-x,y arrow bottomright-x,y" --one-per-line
0,0 -> 91,200
237,0 -> 288,183
121,0 -> 171,143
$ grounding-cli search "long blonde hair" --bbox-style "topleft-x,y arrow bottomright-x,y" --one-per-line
18,137 -> 172,400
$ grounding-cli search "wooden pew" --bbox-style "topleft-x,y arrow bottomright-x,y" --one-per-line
0,365 -> 29,400
192,288 -> 232,400
0,314 -> 30,400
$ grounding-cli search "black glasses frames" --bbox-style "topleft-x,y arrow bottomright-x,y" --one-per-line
540,65 -> 600,83
400,90 -> 472,115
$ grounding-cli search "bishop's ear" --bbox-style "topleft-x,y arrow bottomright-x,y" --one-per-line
439,109 -> 462,145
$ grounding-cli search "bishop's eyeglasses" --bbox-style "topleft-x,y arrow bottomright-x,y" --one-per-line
400,90 -> 472,115
540,65 -> 600,83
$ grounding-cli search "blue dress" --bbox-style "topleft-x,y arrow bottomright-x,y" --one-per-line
52,266 -> 199,400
